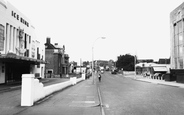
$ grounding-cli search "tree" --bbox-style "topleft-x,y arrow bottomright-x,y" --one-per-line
83,61 -> 90,67
116,54 -> 136,71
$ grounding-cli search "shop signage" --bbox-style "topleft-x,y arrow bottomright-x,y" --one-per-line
11,11 -> 29,27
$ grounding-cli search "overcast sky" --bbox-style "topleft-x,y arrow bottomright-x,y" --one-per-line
7,0 -> 184,63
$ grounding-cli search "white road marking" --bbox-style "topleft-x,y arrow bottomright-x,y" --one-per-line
72,101 -> 95,104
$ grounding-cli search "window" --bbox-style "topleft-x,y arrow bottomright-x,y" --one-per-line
29,36 -> 31,43
175,58 -> 178,69
0,24 -> 4,51
179,33 -> 183,45
174,35 -> 178,47
9,25 -> 12,51
174,46 -> 178,58
179,21 -> 182,33
24,33 -> 27,49
179,45 -> 183,57
173,21 -> 184,69
174,24 -> 178,35
37,64 -> 40,68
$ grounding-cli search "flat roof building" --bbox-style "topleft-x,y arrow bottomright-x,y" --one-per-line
170,2 -> 184,69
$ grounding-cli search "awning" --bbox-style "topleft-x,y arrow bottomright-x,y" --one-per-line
0,53 -> 47,65
153,66 -> 167,72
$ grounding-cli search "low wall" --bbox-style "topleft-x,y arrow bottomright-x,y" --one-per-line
21,74 -> 84,106
44,80 -> 72,98
123,71 -> 135,75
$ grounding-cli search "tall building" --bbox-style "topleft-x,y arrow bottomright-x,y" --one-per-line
0,0 -> 45,84
170,2 -> 184,69
45,37 -> 69,78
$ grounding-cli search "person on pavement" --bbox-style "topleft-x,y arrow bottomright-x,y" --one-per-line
98,73 -> 101,82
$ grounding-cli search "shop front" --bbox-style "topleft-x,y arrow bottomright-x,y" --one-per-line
0,53 -> 45,84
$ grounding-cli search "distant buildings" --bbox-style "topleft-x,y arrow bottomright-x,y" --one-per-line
135,58 -> 170,76
158,58 -> 170,64
137,59 -> 154,63
44,37 -> 70,78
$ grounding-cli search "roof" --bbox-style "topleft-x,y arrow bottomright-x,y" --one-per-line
153,66 -> 168,72
0,53 -> 46,65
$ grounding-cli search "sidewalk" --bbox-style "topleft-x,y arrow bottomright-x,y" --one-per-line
126,74 -> 184,88
17,76 -> 101,115
0,81 -> 21,92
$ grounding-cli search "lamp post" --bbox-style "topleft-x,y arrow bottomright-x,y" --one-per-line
92,37 -> 106,84
134,51 -> 137,79
134,54 -> 136,79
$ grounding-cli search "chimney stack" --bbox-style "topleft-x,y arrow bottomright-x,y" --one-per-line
46,37 -> 51,44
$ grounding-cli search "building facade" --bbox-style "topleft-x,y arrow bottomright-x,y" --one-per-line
0,0 -> 45,84
170,2 -> 184,69
45,37 -> 69,78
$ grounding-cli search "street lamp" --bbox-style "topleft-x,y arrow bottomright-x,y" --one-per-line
134,54 -> 136,79
92,37 -> 106,84
134,51 -> 137,79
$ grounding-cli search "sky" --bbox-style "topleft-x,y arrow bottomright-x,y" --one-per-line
6,0 -> 184,64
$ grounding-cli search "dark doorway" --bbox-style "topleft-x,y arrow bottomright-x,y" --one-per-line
5,62 -> 30,83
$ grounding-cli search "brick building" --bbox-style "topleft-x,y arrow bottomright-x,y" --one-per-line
45,37 -> 69,78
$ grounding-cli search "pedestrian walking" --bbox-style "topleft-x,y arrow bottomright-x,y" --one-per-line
98,74 -> 101,82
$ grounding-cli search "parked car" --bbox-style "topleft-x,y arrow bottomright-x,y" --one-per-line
111,69 -> 117,74
153,73 -> 162,79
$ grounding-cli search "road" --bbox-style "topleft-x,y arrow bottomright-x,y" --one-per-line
98,72 -> 184,115
1,72 -> 184,115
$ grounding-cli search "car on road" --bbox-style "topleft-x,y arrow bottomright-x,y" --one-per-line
101,70 -> 104,74
111,69 -> 118,74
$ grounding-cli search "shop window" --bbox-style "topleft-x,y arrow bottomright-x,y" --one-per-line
0,24 -> 4,51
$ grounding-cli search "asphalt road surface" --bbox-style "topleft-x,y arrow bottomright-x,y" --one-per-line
98,72 -> 184,115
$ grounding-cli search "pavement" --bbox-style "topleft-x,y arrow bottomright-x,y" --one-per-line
0,75 -> 102,115
124,74 -> 184,88
16,76 -> 102,115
